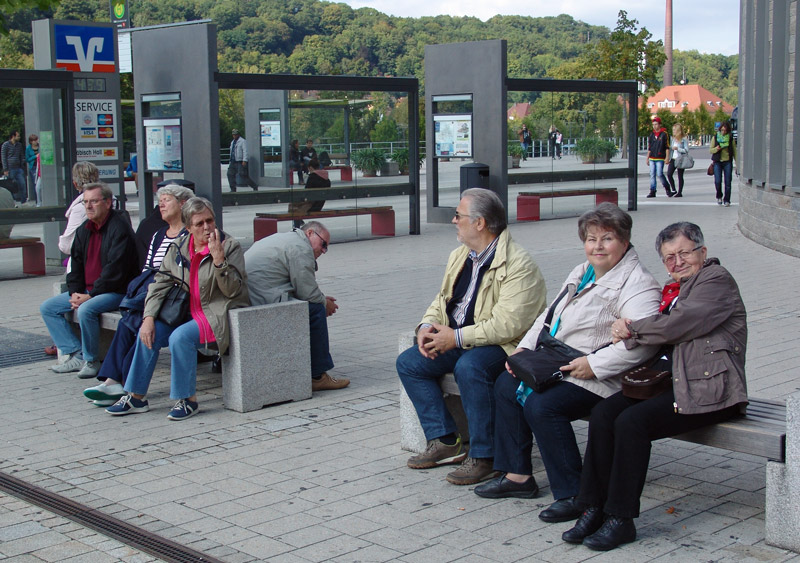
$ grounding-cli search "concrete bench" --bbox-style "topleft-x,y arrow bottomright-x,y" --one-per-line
517,188 -> 618,221
0,236 -> 46,275
254,206 -> 395,241
223,300 -> 311,412
55,280 -> 312,413
398,332 -> 794,550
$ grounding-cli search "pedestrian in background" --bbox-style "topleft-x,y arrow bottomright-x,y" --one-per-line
710,121 -> 737,207
666,123 -> 688,198
1,130 -> 27,204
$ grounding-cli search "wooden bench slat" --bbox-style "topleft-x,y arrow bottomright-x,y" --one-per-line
0,236 -> 42,247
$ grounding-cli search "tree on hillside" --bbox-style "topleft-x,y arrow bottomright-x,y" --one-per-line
577,10 -> 666,157
0,0 -> 60,34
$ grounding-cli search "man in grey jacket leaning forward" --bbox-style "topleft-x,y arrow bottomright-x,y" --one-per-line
244,221 -> 349,391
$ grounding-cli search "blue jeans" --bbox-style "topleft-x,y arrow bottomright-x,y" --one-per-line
493,371 -> 603,500
40,291 -> 124,362
124,319 -> 203,400
7,168 -> 27,202
397,343 -> 508,459
714,160 -> 733,204
309,302 -> 334,377
648,160 -> 669,193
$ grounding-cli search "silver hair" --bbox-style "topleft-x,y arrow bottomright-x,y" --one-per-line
461,188 -> 507,235
157,184 -> 194,203
181,197 -> 215,226
655,222 -> 705,258
303,220 -> 329,238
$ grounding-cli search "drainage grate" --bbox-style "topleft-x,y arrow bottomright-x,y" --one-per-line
0,349 -> 50,369
0,471 -> 224,563
0,327 -> 51,369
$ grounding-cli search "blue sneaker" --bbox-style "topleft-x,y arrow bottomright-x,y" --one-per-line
106,395 -> 149,416
167,399 -> 199,421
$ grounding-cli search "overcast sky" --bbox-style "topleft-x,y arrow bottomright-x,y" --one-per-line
343,0 -> 740,56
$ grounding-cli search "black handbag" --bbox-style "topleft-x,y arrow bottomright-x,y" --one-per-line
620,355 -> 672,400
156,244 -> 190,327
506,288 -> 605,393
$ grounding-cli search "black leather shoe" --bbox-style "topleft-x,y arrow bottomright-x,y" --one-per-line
561,506 -> 603,543
539,497 -> 582,523
583,515 -> 636,551
474,475 -> 539,499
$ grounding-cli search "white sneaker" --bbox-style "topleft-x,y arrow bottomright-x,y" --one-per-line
91,399 -> 116,407
83,382 -> 125,401
52,353 -> 83,373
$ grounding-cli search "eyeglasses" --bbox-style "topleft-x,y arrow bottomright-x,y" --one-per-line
454,211 -> 475,221
662,245 -> 703,267
82,198 -> 107,207
311,230 -> 328,251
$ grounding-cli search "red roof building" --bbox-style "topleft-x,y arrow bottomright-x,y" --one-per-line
507,102 -> 531,120
642,84 -> 735,115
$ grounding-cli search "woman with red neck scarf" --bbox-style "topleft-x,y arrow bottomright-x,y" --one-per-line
562,222 -> 748,551
106,197 -> 250,421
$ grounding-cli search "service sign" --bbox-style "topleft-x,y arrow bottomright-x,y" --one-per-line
54,24 -> 116,73
75,99 -> 117,142
76,147 -> 118,161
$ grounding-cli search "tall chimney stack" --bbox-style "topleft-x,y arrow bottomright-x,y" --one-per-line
664,0 -> 673,86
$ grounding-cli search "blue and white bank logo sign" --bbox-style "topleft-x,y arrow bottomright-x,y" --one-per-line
54,24 -> 115,73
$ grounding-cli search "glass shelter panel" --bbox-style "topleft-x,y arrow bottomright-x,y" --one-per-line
507,80 -> 636,222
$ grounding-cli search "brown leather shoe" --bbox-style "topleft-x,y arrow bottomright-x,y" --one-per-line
44,345 -> 57,356
312,372 -> 350,391
446,457 -> 499,485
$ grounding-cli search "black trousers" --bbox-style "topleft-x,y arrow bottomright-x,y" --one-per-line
666,161 -> 685,194
576,389 -> 741,518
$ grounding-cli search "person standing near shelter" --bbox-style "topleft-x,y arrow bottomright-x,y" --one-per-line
647,117 -> 674,198
519,125 -> 532,161
245,221 -> 349,392
227,129 -> 258,192
397,188 -> 547,486
2,130 -> 27,203
25,134 -> 39,204
555,129 -> 563,159
548,125 -> 557,159
40,183 -> 139,377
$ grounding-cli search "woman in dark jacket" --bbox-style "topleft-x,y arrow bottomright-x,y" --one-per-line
562,221 -> 748,551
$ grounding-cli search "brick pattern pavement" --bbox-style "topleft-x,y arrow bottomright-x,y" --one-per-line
1,173 -> 799,561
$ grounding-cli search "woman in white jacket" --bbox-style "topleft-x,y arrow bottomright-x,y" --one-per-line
58,161 -> 99,257
666,123 -> 689,197
474,203 -> 662,524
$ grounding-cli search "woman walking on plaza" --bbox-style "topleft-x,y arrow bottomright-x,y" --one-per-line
710,121 -> 737,206
666,123 -> 688,197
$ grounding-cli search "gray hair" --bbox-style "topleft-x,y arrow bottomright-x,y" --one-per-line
72,161 -> 99,190
577,202 -> 633,244
182,196 -> 215,226
655,222 -> 705,258
82,182 -> 113,201
303,220 -> 329,238
157,184 -> 195,203
461,188 -> 507,235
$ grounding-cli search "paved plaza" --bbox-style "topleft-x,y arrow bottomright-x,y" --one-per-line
0,162 -> 799,562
